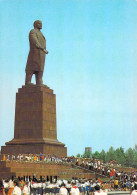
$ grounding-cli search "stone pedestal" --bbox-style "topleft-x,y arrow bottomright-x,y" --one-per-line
1,85 -> 67,157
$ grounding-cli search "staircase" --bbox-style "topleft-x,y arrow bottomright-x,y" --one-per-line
73,164 -> 108,178
0,161 -> 97,180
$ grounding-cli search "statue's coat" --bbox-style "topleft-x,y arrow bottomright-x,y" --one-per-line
26,29 -> 46,72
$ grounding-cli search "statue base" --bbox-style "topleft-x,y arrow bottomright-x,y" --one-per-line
1,141 -> 67,157
1,85 -> 67,157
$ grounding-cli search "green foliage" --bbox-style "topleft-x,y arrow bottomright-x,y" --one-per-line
82,150 -> 92,158
76,153 -> 81,158
92,151 -> 100,159
77,145 -> 137,168
113,147 -> 125,165
125,147 -> 135,167
106,146 -> 115,162
100,149 -> 106,161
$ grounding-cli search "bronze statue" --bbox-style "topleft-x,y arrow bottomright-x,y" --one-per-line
25,20 -> 48,85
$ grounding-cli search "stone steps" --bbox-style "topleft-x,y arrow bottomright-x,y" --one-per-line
0,161 -> 95,179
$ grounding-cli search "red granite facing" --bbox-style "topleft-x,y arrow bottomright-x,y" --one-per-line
1,85 -> 67,157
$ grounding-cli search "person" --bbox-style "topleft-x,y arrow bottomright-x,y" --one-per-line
131,184 -> 137,195
39,152 -> 43,161
22,181 -> 30,195
7,179 -> 14,195
59,183 -> 68,195
0,179 -> 5,195
3,179 -> 9,195
94,185 -> 107,195
70,181 -> 80,195
12,180 -> 21,195
114,179 -> 118,190
25,20 -> 48,85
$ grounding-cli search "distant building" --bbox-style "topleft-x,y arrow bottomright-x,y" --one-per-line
85,147 -> 92,154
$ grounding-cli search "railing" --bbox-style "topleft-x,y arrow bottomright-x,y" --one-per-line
108,191 -> 130,195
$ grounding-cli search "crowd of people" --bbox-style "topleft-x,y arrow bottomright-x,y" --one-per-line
1,176 -> 137,195
2,154 -> 137,182
2,154 -> 74,165
75,158 -> 137,181
1,154 -> 137,194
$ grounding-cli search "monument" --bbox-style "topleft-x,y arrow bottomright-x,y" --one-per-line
1,20 -> 67,157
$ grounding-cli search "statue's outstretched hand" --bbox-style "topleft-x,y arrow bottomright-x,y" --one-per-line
43,49 -> 49,54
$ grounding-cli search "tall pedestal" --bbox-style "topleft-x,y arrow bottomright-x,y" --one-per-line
1,85 -> 67,157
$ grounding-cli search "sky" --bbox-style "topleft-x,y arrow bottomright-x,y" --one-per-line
0,0 -> 137,156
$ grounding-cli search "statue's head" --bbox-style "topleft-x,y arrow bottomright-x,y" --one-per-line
33,20 -> 42,29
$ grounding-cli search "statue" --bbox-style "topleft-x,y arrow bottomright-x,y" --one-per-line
25,20 -> 48,85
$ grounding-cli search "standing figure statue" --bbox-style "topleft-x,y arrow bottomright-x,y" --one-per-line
25,20 -> 48,85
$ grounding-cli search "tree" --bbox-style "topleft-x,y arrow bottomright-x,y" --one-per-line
134,145 -> 137,152
100,149 -> 106,162
114,147 -> 126,165
106,146 -> 115,162
76,153 -> 81,158
125,147 -> 135,167
133,145 -> 137,166
82,151 -> 92,158
92,151 -> 100,159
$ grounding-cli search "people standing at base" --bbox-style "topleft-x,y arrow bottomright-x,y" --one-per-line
22,181 -> 30,195
94,185 -> 107,195
3,179 -> 9,195
37,180 -> 43,195
131,184 -> 137,195
12,180 -> 21,195
59,183 -> 68,195
0,179 -> 5,195
70,181 -> 80,195
114,179 -> 118,190
7,179 -> 14,195
31,179 -> 38,195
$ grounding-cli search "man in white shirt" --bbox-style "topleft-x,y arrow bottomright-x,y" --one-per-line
31,180 -> 38,195
3,179 -> 9,195
22,181 -> 30,195
13,180 -> 21,195
70,181 -> 80,195
59,183 -> 68,195
131,184 -> 137,195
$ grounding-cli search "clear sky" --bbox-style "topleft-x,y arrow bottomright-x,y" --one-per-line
0,0 -> 137,156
